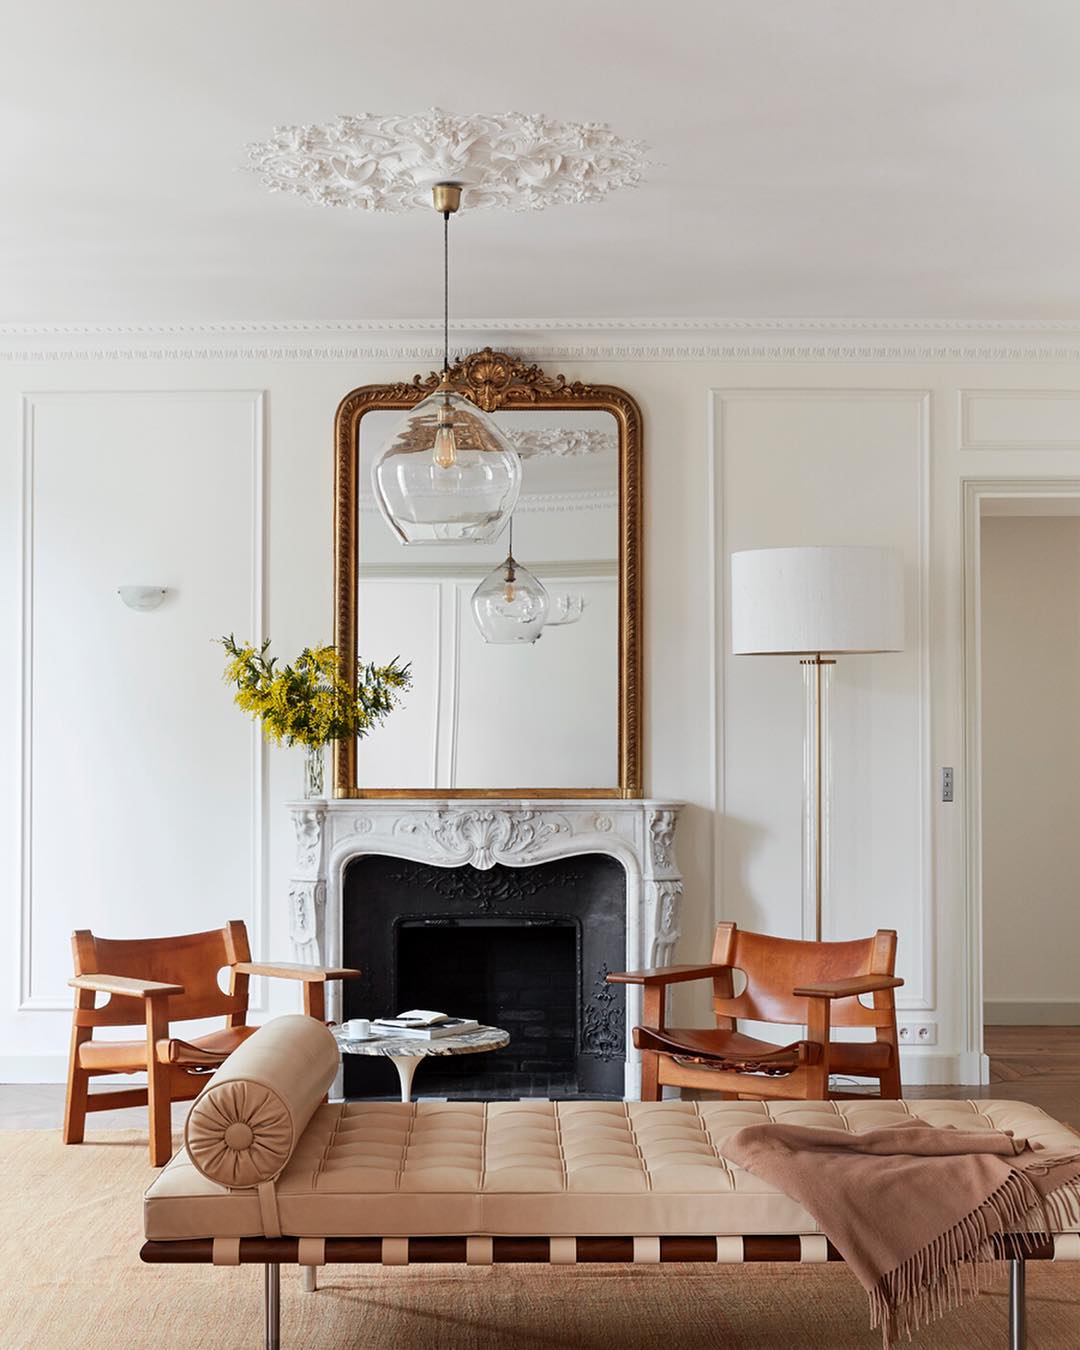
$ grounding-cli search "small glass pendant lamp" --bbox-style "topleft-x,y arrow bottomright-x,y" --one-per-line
371,183 -> 521,544
471,519 -> 549,643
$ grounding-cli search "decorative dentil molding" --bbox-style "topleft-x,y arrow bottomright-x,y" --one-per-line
359,486 -> 616,515
9,317 -> 1080,338
8,319 -> 1080,364
244,109 -> 650,213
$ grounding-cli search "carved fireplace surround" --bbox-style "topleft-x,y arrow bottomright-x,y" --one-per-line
285,798 -> 683,1099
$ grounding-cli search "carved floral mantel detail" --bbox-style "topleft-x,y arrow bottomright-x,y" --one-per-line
284,797 -> 683,1098
395,808 -> 570,870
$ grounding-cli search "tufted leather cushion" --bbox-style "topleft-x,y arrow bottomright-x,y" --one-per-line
147,1097 -> 1080,1242
183,1015 -> 339,1188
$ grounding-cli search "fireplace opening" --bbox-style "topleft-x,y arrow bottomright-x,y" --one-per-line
342,853 -> 626,1100
396,918 -> 577,1096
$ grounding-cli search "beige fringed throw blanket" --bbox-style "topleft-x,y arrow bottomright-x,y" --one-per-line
723,1119 -> 1080,1346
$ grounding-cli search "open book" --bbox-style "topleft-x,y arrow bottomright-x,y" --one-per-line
372,1010 -> 480,1039
376,1010 -> 452,1028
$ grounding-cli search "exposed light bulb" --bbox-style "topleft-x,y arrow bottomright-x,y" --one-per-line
432,402 -> 457,469
503,559 -> 517,604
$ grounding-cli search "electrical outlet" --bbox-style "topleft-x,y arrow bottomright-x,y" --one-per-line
898,1023 -> 937,1046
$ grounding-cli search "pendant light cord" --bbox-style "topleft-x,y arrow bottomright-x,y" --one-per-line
442,209 -> 450,374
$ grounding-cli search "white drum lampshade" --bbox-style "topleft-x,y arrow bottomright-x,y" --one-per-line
730,546 -> 905,656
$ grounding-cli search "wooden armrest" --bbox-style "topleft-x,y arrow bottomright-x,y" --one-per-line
793,975 -> 904,1000
233,961 -> 360,983
69,973 -> 184,998
606,964 -> 728,987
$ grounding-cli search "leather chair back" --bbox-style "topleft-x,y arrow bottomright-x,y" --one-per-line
711,924 -> 897,1029
70,921 -> 252,1027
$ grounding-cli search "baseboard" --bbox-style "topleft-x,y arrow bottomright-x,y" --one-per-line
897,1049 -> 987,1087
984,1000 -> 1080,1026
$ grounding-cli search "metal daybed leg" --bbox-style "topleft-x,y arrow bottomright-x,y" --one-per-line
265,1263 -> 281,1350
1009,1258 -> 1026,1350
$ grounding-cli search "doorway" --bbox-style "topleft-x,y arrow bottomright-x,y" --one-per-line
975,493 -> 1080,1093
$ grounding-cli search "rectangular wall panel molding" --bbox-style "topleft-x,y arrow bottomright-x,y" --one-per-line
961,390 -> 1080,450
17,390 -> 267,1009
712,389 -> 933,1011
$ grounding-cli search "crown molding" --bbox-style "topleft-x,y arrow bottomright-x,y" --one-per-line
4,317 -> 1080,363
6,317 -> 1080,336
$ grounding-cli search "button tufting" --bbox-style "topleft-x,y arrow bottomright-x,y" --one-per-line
149,1096 -> 1080,1243
223,1121 -> 255,1151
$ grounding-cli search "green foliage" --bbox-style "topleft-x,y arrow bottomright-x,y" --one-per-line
219,635 -> 411,749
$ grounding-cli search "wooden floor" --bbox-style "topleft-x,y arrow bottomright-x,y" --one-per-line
986,1024 -> 1080,1083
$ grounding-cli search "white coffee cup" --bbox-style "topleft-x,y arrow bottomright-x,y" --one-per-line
344,1018 -> 371,1039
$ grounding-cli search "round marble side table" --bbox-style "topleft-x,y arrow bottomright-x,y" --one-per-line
331,1024 -> 510,1103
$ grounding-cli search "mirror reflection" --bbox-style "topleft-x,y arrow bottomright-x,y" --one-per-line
356,407 -> 619,790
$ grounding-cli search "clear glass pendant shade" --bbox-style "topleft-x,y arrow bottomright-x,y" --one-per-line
471,552 -> 549,643
371,387 -> 522,544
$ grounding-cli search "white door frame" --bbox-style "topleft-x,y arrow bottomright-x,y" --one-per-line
961,476 -> 1080,1081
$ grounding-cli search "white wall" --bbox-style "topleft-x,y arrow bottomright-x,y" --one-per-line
6,320 -> 1080,1082
981,515 -> 1080,1022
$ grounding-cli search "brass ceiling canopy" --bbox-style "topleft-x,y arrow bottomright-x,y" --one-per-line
431,181 -> 462,215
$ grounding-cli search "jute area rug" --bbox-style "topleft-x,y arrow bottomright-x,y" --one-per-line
3,1130 -> 1080,1349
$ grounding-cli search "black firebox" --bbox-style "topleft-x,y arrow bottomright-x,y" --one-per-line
341,853 -> 627,1099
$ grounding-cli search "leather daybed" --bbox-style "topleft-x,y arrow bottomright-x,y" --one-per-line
141,1017 -> 1080,1349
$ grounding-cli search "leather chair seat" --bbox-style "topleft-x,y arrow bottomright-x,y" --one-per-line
633,1027 -> 894,1076
79,1024 -> 259,1072
634,1027 -> 813,1071
143,1098 -> 1080,1242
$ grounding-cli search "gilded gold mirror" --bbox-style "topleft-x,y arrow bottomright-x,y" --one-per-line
333,348 -> 642,799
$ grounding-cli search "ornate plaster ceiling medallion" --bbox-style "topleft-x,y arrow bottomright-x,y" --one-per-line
244,109 -> 650,212
504,428 -> 616,458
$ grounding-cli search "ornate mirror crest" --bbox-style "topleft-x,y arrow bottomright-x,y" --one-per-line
333,347 -> 642,799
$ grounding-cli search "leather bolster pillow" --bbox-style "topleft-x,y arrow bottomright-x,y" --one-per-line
184,1015 -> 339,1189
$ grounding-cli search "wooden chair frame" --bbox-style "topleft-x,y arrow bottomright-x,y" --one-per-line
609,923 -> 903,1102
64,920 -> 358,1166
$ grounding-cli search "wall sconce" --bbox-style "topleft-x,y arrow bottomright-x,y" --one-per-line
117,586 -> 169,612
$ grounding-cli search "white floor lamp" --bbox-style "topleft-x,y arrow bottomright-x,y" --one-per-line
730,546 -> 905,942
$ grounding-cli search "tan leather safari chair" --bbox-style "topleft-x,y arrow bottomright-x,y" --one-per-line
63,919 -> 358,1165
608,922 -> 903,1102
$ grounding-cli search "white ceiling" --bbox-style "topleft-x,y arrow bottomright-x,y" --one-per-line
6,0 -> 1080,323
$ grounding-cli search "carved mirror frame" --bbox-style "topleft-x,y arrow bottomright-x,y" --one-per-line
333,347 -> 642,799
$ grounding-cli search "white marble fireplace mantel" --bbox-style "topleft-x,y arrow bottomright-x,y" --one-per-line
284,798 -> 684,1098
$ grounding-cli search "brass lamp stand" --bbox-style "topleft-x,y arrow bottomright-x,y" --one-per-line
801,654 -> 835,943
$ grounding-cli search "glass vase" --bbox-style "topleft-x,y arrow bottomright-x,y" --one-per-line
302,744 -> 326,799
